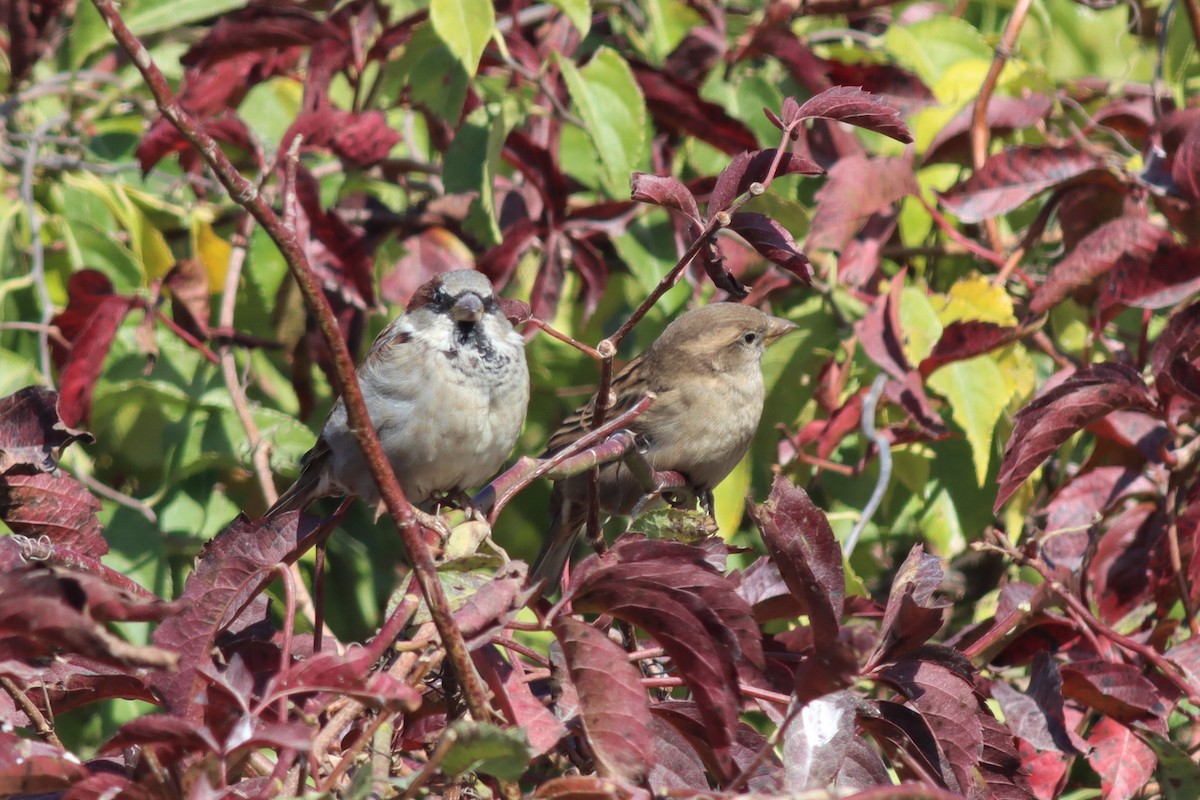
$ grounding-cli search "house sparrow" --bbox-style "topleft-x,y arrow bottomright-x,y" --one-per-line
265,269 -> 530,517
529,303 -> 797,589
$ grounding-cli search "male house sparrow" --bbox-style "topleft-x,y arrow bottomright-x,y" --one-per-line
265,269 -> 530,517
529,303 -> 797,589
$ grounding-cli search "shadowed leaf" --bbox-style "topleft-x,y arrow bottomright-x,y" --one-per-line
0,386 -> 93,474
994,364 -> 1155,511
553,616 -> 654,784
941,146 -> 1109,223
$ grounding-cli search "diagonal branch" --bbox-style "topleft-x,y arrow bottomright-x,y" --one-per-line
88,0 -> 494,723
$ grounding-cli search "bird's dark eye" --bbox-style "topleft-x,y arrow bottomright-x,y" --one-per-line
743,332 -> 758,344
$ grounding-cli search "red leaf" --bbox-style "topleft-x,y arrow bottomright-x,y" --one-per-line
1085,716 -> 1157,800
137,114 -> 260,174
781,690 -> 856,790
380,229 -> 476,306
708,149 -> 823,216
918,321 -> 1019,376
978,711 -> 1036,800
994,364 -> 1155,511
0,730 -> 87,795
450,564 -> 532,649
856,272 -> 910,380
631,62 -> 758,155
293,165 -> 376,311
940,146 -> 1109,223
746,475 -> 844,648
651,700 -> 783,791
164,258 -> 211,339
808,155 -> 918,252
1060,659 -> 1166,723
648,714 -> 710,791
474,645 -> 567,757
0,386 -> 92,474
728,212 -> 812,283
179,6 -> 335,67
926,95 -> 1054,164
570,572 -> 740,778
0,472 -> 105,557
1030,217 -> 1171,313
876,658 -> 984,795
552,616 -> 655,784
630,173 -> 701,223
270,649 -> 421,711
870,546 -> 948,666
785,86 -> 913,143
50,270 -> 138,428
1043,466 -> 1156,534
283,109 -> 400,167
1151,301 -> 1200,403
150,512 -> 326,721
1171,120 -> 1200,202
101,714 -> 221,756
989,653 -> 1081,754
1101,244 -> 1200,310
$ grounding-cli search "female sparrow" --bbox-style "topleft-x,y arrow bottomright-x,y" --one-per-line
265,269 -> 530,517
529,303 -> 797,589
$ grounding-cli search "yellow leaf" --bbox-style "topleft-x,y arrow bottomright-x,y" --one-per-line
712,453 -> 751,540
933,273 -> 1017,326
927,354 -> 1013,486
193,219 -> 232,290
899,286 -> 943,366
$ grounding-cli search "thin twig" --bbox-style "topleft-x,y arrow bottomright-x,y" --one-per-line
73,469 -> 158,523
0,321 -> 71,351
89,0 -> 494,724
0,677 -> 62,748
970,0 -> 1034,254
845,374 -> 890,556
19,114 -> 67,383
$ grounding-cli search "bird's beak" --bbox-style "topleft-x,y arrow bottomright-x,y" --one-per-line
764,316 -> 799,344
451,293 -> 485,323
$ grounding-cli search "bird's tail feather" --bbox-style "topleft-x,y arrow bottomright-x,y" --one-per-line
263,464 -> 322,518
528,486 -> 587,594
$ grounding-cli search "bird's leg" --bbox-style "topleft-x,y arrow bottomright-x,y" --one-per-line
698,488 -> 715,518
413,507 -> 453,541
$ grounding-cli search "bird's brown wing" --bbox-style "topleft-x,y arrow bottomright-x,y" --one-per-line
542,351 -> 652,456
263,436 -> 332,517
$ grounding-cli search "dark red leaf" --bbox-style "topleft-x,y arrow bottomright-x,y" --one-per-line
856,272 -> 910,379
876,658 -> 984,794
1043,466 -> 1156,534
808,155 -> 918,252
1101,245 -> 1200,310
940,146 -> 1110,224
926,95 -> 1055,164
651,700 -> 783,792
989,652 -> 1081,754
270,649 -> 420,711
870,546 -> 948,666
630,173 -> 701,223
1060,659 -> 1166,723
746,475 -> 844,648
0,472 -> 105,558
0,730 -> 87,795
164,258 -> 211,339
728,212 -> 813,283
552,616 -> 654,783
1152,302 -> 1200,404
477,219 -> 542,289
978,710 -> 1036,800
1085,716 -> 1157,800
631,62 -> 758,155
1171,121 -> 1200,202
137,114 -> 260,174
474,645 -> 567,757
858,699 -> 945,785
50,270 -> 139,428
1030,217 -> 1171,313
1089,503 -> 1162,624
781,690 -> 856,790
101,714 -> 221,756
570,571 -> 740,778
283,109 -> 400,167
179,6 -> 335,67
151,512 -> 326,721
918,321 -> 1019,376
451,564 -> 532,649
502,130 -> 569,221
293,165 -> 376,312
708,149 -> 824,216
785,86 -> 913,143
648,714 -> 710,791
0,386 -> 92,474
994,364 -> 1155,511
824,61 -> 936,117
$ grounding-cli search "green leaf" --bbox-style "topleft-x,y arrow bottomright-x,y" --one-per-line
558,47 -> 647,197
926,355 -> 1012,487
430,0 -> 495,78
391,24 -> 469,122
440,720 -> 533,780
125,0 -> 250,37
547,0 -> 591,38
443,102 -> 515,246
